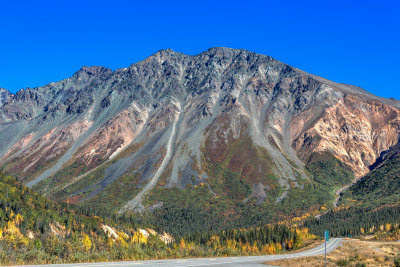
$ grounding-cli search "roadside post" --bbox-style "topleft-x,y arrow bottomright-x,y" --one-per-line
324,230 -> 329,267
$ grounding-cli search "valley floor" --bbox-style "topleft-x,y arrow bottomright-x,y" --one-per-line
266,239 -> 400,266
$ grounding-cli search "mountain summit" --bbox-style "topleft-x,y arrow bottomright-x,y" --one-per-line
1,48 -> 399,224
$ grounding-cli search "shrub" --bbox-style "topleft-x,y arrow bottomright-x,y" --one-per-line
394,255 -> 400,267
336,258 -> 349,266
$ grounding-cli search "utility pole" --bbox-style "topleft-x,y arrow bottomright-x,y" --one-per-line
324,230 -> 329,267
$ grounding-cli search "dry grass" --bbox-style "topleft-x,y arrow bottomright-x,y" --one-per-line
266,239 -> 400,266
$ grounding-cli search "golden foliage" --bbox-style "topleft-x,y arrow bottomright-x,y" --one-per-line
82,234 -> 92,251
1,213 -> 29,248
179,239 -> 186,249
131,230 -> 147,244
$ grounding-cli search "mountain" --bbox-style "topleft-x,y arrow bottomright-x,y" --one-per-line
1,47 -> 399,232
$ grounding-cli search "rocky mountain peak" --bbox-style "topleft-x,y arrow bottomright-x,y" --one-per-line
155,48 -> 176,56
0,88 -> 12,98
149,48 -> 189,63
72,66 -> 112,81
0,88 -> 12,107
0,88 -> 11,93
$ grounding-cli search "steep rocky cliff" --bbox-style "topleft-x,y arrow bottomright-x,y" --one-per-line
0,48 -> 399,218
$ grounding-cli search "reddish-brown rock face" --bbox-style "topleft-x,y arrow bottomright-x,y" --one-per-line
0,47 -> 399,212
75,105 -> 148,169
1,119 -> 92,179
293,95 -> 400,177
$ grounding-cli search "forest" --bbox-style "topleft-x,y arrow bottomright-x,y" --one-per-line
0,173 -> 316,265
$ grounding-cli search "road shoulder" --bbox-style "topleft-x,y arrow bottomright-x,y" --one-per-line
264,239 -> 400,266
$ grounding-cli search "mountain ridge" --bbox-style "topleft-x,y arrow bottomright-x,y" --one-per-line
0,48 -> 399,225
2,47 -> 399,104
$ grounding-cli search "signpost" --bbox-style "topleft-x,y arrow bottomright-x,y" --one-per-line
324,230 -> 329,267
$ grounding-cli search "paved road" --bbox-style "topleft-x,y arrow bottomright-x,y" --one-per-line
9,238 -> 341,267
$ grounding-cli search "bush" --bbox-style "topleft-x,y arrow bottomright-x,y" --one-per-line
394,255 -> 400,267
336,258 -> 349,266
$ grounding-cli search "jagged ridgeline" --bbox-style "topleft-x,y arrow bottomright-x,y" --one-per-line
1,48 -> 400,235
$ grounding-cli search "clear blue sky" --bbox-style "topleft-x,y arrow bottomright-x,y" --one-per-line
1,0 -> 399,99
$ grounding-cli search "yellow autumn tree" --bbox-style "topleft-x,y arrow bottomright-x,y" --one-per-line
179,239 -> 186,249
107,237 -> 114,248
131,230 -> 147,244
2,212 -> 29,249
226,239 -> 237,250
265,243 -> 276,254
251,241 -> 259,253
286,239 -> 294,250
209,235 -> 220,250
82,234 -> 92,251
242,242 -> 251,253
117,231 -> 129,248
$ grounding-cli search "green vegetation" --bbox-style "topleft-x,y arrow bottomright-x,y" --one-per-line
37,142 -> 145,211
306,152 -> 354,189
303,205 -> 400,239
141,178 -> 270,237
2,145 -> 400,265
341,154 -> 400,209
184,225 -> 317,254
336,258 -> 350,266
303,152 -> 400,240
138,152 -> 354,237
394,255 -> 400,267
43,162 -> 142,214
81,172 -> 142,213
0,172 -> 319,265
5,143 -> 396,266
34,161 -> 89,195
271,151 -> 354,214
266,152 -> 353,214
8,140 -> 355,240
